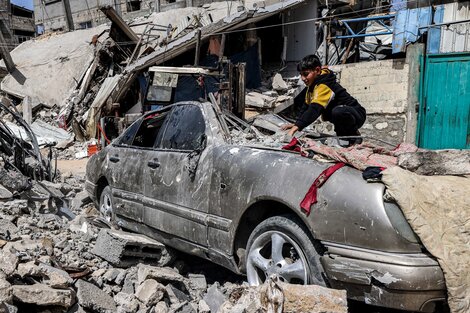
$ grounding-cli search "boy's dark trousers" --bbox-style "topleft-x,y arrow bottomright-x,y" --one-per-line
330,105 -> 366,136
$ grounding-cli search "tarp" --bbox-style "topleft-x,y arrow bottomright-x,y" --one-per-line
86,74 -> 123,138
382,167 -> 470,313
4,120 -> 72,146
0,25 -> 108,108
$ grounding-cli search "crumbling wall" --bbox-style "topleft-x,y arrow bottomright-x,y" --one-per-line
330,58 -> 412,146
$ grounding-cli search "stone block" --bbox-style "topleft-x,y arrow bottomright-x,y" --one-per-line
203,284 -> 226,313
0,250 -> 18,276
272,73 -> 288,91
0,220 -> 19,241
92,229 -> 171,267
12,284 -> 75,308
0,274 -> 12,304
135,279 -> 165,306
137,264 -> 184,285
76,279 -> 116,313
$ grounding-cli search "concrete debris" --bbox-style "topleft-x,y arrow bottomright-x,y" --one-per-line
76,279 -> 117,313
137,264 -> 184,285
220,278 -> 348,313
272,73 -> 288,91
398,149 -> 470,175
252,113 -> 289,133
92,229 -> 174,267
245,91 -> 276,108
135,279 -> 166,306
203,283 -> 227,313
11,284 -> 76,307
0,250 -> 18,276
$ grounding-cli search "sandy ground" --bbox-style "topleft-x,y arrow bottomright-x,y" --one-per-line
56,158 -> 89,177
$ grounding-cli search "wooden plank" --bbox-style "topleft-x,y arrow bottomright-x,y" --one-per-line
100,5 -> 139,43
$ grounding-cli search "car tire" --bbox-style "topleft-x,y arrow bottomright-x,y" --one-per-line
99,186 -> 116,223
245,215 -> 327,286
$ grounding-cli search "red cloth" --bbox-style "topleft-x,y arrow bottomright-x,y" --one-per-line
300,162 -> 346,215
282,137 -> 307,156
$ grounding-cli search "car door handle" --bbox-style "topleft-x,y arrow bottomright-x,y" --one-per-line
147,160 -> 160,169
109,156 -> 120,163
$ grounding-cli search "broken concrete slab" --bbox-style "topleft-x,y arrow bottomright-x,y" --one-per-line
137,264 -> 184,285
245,92 -> 276,109
252,113 -> 289,133
0,26 -> 108,110
153,301 -> 169,313
92,229 -> 172,267
0,250 -> 18,276
198,299 -> 211,313
220,279 -> 347,313
274,281 -> 348,313
165,284 -> 191,305
398,149 -> 470,175
113,292 -> 140,313
0,220 -> 19,241
135,279 -> 165,306
272,73 -> 288,91
0,273 -> 12,304
76,279 -> 116,313
70,191 -> 92,212
0,185 -> 12,200
203,284 -> 226,313
11,284 -> 75,307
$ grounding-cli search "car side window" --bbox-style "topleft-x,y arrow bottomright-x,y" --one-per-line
123,111 -> 170,148
117,119 -> 142,146
160,105 -> 206,151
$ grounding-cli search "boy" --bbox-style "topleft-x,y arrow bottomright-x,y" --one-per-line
282,55 -> 366,144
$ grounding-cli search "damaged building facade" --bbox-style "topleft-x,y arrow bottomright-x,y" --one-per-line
34,0 -> 226,33
0,0 -> 35,50
3,0 -> 469,150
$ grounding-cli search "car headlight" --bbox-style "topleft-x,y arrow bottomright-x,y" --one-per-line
384,202 -> 420,244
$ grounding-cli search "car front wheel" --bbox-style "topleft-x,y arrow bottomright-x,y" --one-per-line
99,186 -> 116,223
246,215 -> 326,286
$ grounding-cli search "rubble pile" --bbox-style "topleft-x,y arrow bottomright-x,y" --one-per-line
0,188 -> 348,313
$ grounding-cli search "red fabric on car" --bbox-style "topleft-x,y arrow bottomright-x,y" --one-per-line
300,162 -> 346,215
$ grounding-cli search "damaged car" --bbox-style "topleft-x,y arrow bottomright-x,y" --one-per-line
85,100 -> 447,312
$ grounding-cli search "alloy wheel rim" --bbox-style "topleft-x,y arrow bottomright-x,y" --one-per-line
100,193 -> 113,222
246,231 -> 308,286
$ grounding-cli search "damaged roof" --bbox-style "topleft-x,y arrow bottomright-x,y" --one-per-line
0,25 -> 109,108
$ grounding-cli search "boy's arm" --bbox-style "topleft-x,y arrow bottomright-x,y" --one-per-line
294,103 -> 322,130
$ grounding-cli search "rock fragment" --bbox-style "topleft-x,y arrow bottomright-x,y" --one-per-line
135,279 -> 165,306
76,279 -> 116,313
11,284 -> 75,307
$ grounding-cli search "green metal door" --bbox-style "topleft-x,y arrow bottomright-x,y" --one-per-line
418,54 -> 470,149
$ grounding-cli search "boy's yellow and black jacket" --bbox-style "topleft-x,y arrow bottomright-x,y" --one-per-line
295,69 -> 361,130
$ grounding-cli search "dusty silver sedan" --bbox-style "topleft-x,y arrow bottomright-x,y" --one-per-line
86,101 -> 446,312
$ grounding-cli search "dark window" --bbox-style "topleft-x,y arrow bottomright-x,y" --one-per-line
127,0 -> 141,11
131,111 -> 169,148
118,119 -> 142,146
160,105 -> 206,150
78,21 -> 93,29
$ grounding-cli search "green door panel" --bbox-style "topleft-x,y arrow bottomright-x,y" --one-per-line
419,54 -> 470,149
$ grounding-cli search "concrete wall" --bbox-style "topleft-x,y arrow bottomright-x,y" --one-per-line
330,44 -> 423,146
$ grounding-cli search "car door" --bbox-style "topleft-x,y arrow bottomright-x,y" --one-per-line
109,110 -> 170,223
105,119 -> 146,223
142,104 -> 212,246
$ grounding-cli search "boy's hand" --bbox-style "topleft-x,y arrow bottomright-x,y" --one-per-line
280,123 -> 294,130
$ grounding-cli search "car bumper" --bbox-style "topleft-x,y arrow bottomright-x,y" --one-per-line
85,180 -> 98,204
321,242 -> 446,312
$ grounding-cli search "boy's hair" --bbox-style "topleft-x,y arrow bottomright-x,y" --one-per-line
297,55 -> 322,72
